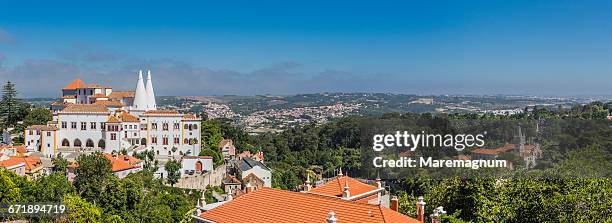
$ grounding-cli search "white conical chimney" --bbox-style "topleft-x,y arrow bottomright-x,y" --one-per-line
145,70 -> 157,110
132,70 -> 147,111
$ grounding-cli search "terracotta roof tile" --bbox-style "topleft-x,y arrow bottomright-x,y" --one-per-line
182,113 -> 200,120
0,156 -> 26,169
83,84 -> 111,88
91,93 -> 108,98
108,91 -> 135,99
309,176 -> 379,199
63,79 -> 85,90
107,115 -> 121,123
94,100 -> 124,107
0,146 -> 27,155
118,112 -> 139,122
472,143 -> 515,156
61,104 -> 109,113
198,187 -> 417,223
26,125 -> 57,131
142,110 -> 180,116
18,155 -> 42,172
102,153 -> 142,172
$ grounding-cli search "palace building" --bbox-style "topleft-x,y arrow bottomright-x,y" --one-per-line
24,70 -> 201,158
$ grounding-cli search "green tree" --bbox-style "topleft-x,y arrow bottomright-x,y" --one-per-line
199,148 -> 223,167
0,169 -> 26,203
133,149 -> 159,172
52,154 -> 70,173
0,81 -> 20,127
62,194 -> 102,223
23,172 -> 75,202
201,120 -> 223,149
73,153 -> 113,203
22,108 -> 53,126
165,160 -> 182,186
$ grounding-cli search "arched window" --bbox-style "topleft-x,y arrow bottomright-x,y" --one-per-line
86,139 -> 94,148
98,139 -> 106,149
184,138 -> 189,144
193,124 -> 198,130
184,124 -> 188,129
74,139 -> 82,147
61,139 -> 70,147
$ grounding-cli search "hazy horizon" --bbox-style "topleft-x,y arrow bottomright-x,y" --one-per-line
1,1 -> 612,98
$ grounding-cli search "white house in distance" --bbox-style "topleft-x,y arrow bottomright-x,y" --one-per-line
219,139 -> 236,160
236,157 -> 271,188
24,70 -> 201,158
180,156 -> 214,177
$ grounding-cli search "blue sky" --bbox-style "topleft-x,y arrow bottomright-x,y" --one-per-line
0,0 -> 611,97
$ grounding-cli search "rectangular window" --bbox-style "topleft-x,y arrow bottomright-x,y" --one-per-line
29,130 -> 33,135
162,123 -> 168,131
101,122 -> 106,130
174,137 -> 179,144
81,122 -> 87,130
111,133 -> 117,140
163,137 -> 168,145
71,122 -> 77,129
124,132 -> 128,138
61,121 -> 67,129
174,123 -> 179,130
46,132 -> 51,137
151,123 -> 157,130
91,122 -> 97,130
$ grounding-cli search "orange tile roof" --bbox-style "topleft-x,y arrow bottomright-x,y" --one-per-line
471,148 -> 503,155
17,155 -> 42,172
91,93 -> 108,98
198,187 -> 417,223
61,104 -> 109,113
472,143 -> 516,155
26,125 -> 57,131
118,112 -> 139,122
309,176 -> 379,198
63,79 -> 85,90
108,91 -> 135,99
83,84 -> 111,89
0,156 -> 26,169
182,113 -> 199,120
94,100 -> 124,107
62,95 -> 76,99
142,110 -> 180,116
107,115 -> 122,123
0,146 -> 26,154
102,153 -> 142,172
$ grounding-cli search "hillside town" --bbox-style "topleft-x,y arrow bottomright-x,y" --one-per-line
0,74 -> 449,223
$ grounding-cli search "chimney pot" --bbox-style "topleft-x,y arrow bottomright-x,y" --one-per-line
327,211 -> 337,223
416,196 -> 426,223
390,196 -> 399,212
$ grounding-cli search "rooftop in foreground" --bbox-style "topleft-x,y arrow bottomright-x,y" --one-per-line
196,187 -> 417,223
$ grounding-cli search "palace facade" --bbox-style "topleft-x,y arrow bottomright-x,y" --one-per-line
24,70 -> 201,158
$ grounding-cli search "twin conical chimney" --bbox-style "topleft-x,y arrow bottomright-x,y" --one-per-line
132,70 -> 157,111
145,70 -> 156,110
